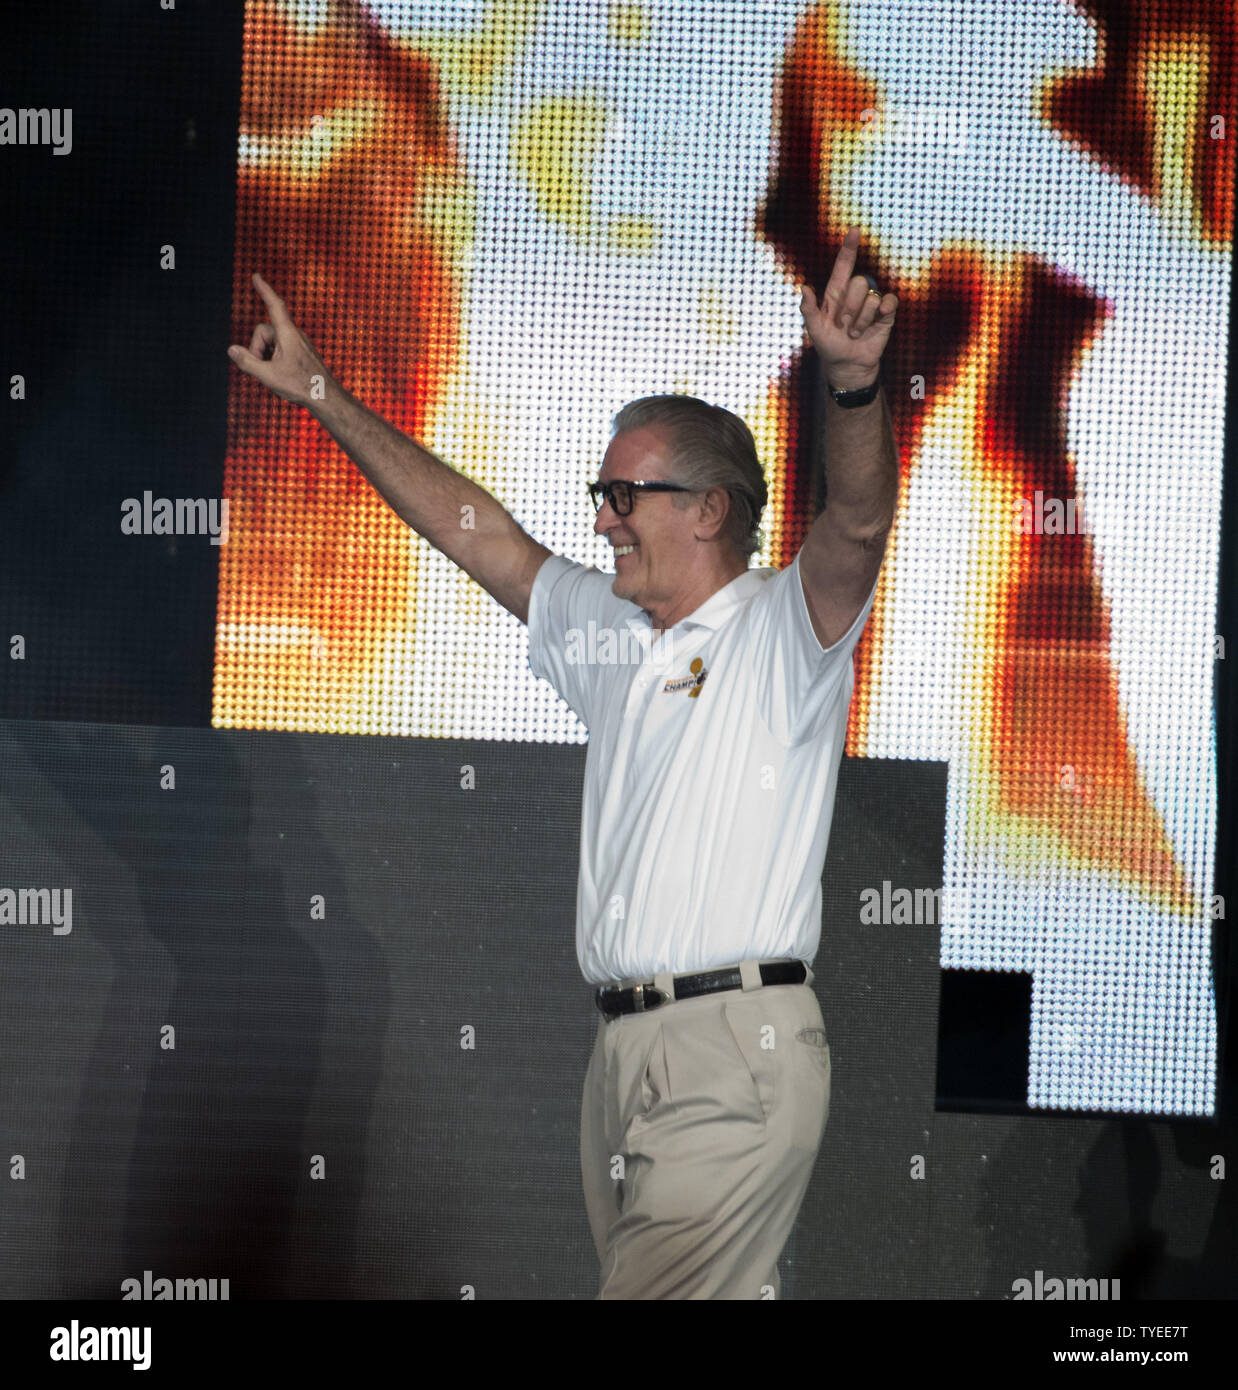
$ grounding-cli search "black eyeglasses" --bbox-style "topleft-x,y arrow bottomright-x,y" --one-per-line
588,479 -> 693,516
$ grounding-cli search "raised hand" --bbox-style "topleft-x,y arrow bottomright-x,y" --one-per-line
799,227 -> 898,391
227,273 -> 334,407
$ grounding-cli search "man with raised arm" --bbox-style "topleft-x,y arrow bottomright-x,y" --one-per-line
229,226 -> 899,1299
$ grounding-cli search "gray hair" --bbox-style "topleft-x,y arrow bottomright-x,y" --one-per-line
610,395 -> 768,559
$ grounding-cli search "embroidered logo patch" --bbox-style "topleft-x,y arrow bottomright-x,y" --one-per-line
662,657 -> 708,697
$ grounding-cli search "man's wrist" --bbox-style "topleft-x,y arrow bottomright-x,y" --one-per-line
826,370 -> 882,408
825,365 -> 880,394
308,373 -> 350,425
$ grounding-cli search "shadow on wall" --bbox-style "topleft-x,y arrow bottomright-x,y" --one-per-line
7,725 -> 387,1298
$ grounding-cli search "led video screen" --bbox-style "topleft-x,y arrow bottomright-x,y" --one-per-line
218,0 -> 1231,1115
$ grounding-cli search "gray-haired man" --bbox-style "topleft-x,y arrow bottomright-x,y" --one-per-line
230,227 -> 899,1298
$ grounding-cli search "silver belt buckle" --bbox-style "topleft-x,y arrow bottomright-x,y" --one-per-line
632,981 -> 647,1011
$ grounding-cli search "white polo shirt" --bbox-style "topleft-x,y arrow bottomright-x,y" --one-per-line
527,549 -> 877,986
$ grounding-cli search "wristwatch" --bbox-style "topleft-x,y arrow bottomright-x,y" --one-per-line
828,376 -> 881,408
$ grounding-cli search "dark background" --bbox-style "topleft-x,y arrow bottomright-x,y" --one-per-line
0,0 -> 241,726
0,1 -> 1234,1301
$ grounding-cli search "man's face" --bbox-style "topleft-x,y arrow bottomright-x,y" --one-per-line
593,426 -> 690,610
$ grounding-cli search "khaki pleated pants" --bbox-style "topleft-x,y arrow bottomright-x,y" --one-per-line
580,960 -> 830,1299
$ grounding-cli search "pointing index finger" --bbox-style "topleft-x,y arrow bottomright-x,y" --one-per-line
251,272 -> 293,330
822,226 -> 862,308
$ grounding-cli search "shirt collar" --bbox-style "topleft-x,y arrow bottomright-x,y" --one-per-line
624,566 -> 773,636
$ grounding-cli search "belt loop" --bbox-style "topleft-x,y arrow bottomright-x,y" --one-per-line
653,970 -> 676,1002
803,963 -> 815,986
739,959 -> 763,992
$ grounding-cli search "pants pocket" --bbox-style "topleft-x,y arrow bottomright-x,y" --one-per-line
792,1018 -> 831,1149
639,1022 -> 670,1116
722,995 -> 775,1126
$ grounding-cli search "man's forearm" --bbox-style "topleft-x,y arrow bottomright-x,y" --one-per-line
227,276 -> 547,616
310,378 -> 517,562
821,371 -> 900,541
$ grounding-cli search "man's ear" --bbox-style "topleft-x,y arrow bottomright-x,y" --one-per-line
694,486 -> 732,542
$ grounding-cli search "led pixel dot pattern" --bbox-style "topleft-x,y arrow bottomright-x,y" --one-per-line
217,0 -> 1233,1115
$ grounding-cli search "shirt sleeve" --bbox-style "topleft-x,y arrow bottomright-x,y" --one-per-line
747,549 -> 879,746
526,553 -> 637,729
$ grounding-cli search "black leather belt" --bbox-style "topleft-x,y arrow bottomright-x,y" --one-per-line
595,959 -> 807,1020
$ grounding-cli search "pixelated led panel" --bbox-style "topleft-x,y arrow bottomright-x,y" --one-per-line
216,1 -> 1232,1114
